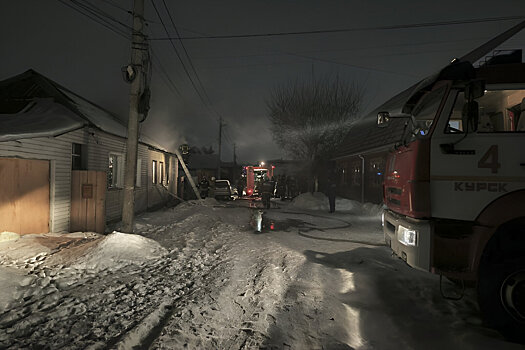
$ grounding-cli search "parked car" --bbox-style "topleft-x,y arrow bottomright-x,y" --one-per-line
214,179 -> 233,200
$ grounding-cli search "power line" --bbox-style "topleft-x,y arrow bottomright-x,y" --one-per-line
150,15 -> 525,41
150,0 -> 210,109
92,0 -> 130,14
152,0 -> 233,151
150,47 -> 182,97
75,0 -> 132,31
158,0 -> 231,130
57,0 -> 129,38
57,0 -> 185,104
160,0 -> 214,106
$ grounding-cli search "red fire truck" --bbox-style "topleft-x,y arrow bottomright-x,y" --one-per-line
243,165 -> 274,196
379,55 -> 525,341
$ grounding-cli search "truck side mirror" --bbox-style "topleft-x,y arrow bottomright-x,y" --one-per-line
377,112 -> 390,128
465,79 -> 485,101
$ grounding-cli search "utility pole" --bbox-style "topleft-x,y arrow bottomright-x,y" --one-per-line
121,0 -> 145,233
217,117 -> 223,179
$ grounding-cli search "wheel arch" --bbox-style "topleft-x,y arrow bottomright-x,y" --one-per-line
473,189 -> 525,275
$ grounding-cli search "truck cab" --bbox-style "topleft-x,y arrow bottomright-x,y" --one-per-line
380,59 -> 525,341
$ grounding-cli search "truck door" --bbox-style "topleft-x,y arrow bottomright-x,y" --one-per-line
429,85 -> 525,221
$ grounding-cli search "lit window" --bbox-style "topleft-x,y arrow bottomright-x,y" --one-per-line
152,160 -> 157,184
166,158 -> 170,184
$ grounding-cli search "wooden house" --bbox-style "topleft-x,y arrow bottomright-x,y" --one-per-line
0,70 -> 178,234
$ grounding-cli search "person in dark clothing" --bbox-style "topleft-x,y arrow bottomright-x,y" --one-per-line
260,178 -> 274,209
236,178 -> 244,198
199,176 -> 209,198
327,176 -> 337,213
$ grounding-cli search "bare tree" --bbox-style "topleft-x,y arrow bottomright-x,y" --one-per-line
267,76 -> 362,190
267,76 -> 362,161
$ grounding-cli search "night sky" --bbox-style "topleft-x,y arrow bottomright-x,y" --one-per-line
2,1 -> 524,163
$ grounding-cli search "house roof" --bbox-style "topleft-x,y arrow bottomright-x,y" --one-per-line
0,69 -> 168,152
333,85 -> 414,158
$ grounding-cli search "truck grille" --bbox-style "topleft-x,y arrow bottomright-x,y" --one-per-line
387,187 -> 402,195
387,197 -> 401,205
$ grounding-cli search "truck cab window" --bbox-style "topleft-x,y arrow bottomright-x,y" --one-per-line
411,86 -> 447,138
446,88 -> 525,133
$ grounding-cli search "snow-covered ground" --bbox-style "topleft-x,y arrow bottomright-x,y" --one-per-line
0,193 -> 520,349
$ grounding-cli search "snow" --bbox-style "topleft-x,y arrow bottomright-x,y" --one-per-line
289,192 -> 384,216
0,98 -> 85,142
0,198 -> 520,349
72,232 -> 168,271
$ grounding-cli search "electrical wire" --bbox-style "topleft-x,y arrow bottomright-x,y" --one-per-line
74,0 -> 132,31
91,0 -> 130,14
150,15 -> 525,41
150,0 -> 210,110
152,0 -> 234,156
160,0 -> 213,106
150,47 -> 182,97
57,0 -> 129,38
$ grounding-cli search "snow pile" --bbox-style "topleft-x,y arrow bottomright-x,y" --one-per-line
289,192 -> 383,216
0,232 -> 20,243
361,202 -> 385,217
73,232 -> 168,270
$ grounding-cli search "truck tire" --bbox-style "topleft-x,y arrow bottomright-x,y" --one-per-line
478,258 -> 525,343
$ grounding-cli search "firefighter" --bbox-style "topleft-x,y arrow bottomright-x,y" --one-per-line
236,178 -> 244,198
260,177 -> 274,209
199,176 -> 209,198
327,174 -> 337,213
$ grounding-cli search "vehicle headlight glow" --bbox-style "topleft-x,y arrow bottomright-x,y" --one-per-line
397,225 -> 417,246
381,212 -> 385,227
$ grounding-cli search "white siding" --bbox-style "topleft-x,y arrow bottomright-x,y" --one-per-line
0,129 -> 87,232
0,127 -> 176,232
148,149 -> 170,209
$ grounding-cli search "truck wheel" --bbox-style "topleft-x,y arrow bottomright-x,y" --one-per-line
478,258 -> 525,343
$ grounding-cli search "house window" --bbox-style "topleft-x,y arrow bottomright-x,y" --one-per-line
166,158 -> 170,184
152,160 -> 157,184
72,143 -> 87,170
108,153 -> 124,188
136,158 -> 142,187
160,162 -> 164,184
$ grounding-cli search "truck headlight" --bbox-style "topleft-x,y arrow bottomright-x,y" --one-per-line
397,225 -> 417,246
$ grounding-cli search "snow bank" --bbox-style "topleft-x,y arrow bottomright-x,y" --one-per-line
0,232 -> 20,243
73,232 -> 168,270
288,192 -> 384,216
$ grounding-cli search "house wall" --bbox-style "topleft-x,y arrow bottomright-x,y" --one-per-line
0,127 -> 178,232
0,128 -> 87,232
84,129 -> 177,222
335,150 -> 387,204
147,150 -> 172,210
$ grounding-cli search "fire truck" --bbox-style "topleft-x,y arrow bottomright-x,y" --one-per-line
379,52 -> 525,341
243,165 -> 274,196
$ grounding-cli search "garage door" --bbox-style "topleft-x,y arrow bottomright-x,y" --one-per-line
0,158 -> 50,234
